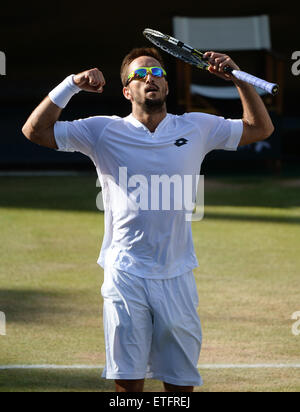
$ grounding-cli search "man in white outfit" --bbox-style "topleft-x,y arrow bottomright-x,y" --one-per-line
22,47 -> 274,392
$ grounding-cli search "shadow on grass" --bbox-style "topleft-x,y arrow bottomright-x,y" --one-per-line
0,176 -> 100,212
0,370 -> 167,392
0,369 -> 114,392
0,289 -> 97,325
0,176 -> 299,224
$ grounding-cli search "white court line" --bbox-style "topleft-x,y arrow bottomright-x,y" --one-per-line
1,364 -> 300,371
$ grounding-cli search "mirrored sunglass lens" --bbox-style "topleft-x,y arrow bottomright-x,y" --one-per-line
151,67 -> 163,77
135,69 -> 147,78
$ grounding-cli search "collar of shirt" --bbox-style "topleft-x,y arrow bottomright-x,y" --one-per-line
125,113 -> 171,135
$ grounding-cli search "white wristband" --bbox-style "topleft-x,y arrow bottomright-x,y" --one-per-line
48,75 -> 81,109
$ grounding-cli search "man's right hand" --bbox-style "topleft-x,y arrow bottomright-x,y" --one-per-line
73,68 -> 106,93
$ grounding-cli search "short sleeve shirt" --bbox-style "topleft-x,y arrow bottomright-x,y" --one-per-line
54,112 -> 243,278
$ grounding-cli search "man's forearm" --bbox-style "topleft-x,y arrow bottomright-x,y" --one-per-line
235,81 -> 274,131
202,51 -> 275,146
22,74 -> 82,149
22,97 -> 62,149
234,81 -> 274,146
22,69 -> 105,149
27,97 -> 62,132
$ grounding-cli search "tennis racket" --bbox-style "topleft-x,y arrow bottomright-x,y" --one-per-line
143,28 -> 279,96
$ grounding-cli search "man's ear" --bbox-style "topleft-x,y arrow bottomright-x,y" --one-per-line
166,80 -> 169,96
123,86 -> 132,101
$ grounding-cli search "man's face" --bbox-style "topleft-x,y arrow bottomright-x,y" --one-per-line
123,56 -> 169,112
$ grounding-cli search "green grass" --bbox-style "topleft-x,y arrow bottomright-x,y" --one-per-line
0,175 -> 300,392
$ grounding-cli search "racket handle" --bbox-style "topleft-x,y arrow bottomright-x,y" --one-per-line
226,68 -> 279,96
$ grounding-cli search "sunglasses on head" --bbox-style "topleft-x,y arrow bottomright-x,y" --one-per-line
126,66 -> 167,86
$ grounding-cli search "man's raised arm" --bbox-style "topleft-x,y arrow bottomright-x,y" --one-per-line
203,52 -> 275,147
22,69 -> 106,149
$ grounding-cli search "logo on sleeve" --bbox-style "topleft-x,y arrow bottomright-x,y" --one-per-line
175,138 -> 188,147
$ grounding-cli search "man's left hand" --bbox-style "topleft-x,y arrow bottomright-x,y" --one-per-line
203,52 -> 240,81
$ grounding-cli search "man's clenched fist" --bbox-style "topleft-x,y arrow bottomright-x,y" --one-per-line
203,52 -> 240,82
73,68 -> 106,93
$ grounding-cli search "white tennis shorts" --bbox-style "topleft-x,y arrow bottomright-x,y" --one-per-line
101,266 -> 203,387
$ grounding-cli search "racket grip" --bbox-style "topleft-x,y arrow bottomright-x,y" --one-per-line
229,69 -> 279,95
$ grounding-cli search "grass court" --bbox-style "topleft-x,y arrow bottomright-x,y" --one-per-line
0,174 -> 299,392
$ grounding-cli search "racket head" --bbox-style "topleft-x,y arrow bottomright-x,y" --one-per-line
143,28 -> 278,96
143,28 -> 210,70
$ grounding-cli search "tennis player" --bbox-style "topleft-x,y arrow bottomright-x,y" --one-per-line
22,47 -> 274,392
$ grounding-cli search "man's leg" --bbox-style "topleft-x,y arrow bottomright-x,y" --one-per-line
163,382 -> 194,392
148,272 -> 203,389
115,379 -> 145,392
101,268 -> 152,390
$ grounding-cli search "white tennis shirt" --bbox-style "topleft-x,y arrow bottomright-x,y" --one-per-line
54,112 -> 243,279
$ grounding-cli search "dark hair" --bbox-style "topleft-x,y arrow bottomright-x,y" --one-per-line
120,47 -> 166,87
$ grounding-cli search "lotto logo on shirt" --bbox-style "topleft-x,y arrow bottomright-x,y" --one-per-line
96,167 -> 205,222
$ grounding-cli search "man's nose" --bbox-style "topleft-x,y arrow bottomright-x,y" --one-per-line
145,73 -> 155,83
